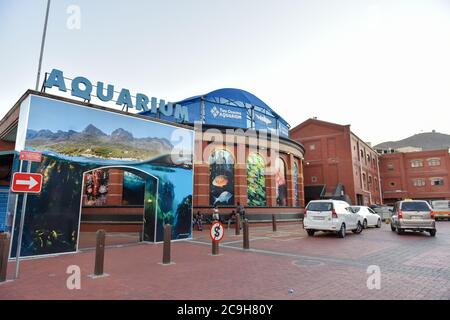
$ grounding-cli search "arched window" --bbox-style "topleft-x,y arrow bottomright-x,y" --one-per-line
247,153 -> 266,207
209,149 -> 234,206
275,157 -> 287,207
294,161 -> 299,207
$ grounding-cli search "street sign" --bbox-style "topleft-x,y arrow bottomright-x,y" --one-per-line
11,173 -> 43,193
19,150 -> 42,162
210,221 -> 225,242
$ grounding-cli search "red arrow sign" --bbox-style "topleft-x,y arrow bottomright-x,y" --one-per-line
11,173 -> 43,193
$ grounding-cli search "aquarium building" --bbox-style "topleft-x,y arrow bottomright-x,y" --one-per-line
0,78 -> 305,258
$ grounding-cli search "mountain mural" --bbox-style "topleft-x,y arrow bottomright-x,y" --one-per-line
375,131 -> 450,151
26,124 -> 174,161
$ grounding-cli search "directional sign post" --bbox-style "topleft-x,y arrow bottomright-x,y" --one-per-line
12,151 -> 42,279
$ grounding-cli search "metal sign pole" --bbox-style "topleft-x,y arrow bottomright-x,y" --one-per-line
14,161 -> 31,279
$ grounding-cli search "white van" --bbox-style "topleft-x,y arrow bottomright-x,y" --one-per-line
304,200 -> 364,238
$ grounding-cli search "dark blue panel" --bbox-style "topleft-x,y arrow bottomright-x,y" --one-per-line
254,111 -> 277,131
204,102 -> 247,128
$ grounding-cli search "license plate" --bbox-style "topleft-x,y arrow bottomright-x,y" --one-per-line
412,216 -> 422,220
313,216 -> 325,220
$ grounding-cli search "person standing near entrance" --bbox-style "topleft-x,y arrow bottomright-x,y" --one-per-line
212,205 -> 220,222
236,202 -> 245,220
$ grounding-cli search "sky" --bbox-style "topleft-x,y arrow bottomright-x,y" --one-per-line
1,0 -> 450,145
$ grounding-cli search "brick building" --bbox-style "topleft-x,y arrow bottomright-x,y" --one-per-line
379,149 -> 450,204
290,118 -> 382,206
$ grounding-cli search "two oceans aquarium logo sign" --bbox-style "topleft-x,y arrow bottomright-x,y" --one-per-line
43,69 -> 190,122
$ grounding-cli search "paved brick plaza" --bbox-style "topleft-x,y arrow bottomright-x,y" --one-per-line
1,221 -> 449,300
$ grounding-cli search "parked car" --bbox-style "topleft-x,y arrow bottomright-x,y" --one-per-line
349,206 -> 382,229
390,200 -> 436,236
373,205 -> 393,221
430,200 -> 450,221
304,200 -> 364,238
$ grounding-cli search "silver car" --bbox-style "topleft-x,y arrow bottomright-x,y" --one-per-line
390,200 -> 436,236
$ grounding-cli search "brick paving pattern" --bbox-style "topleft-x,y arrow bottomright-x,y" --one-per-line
0,221 -> 449,299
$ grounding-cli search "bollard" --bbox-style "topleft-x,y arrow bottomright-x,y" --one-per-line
162,224 -> 172,264
235,214 -> 241,236
272,214 -> 277,232
94,229 -> 106,276
0,233 -> 10,283
212,239 -> 219,255
243,219 -> 250,250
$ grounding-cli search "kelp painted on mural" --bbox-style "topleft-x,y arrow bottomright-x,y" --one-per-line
9,95 -> 193,258
247,153 -> 266,207
209,149 -> 234,206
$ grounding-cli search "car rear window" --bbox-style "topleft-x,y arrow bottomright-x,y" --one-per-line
401,202 -> 430,212
349,207 -> 361,213
307,202 -> 333,211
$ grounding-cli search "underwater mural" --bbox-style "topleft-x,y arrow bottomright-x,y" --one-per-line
247,153 -> 266,207
275,157 -> 287,206
209,149 -> 234,206
9,95 -> 194,258
83,169 -> 109,206
122,171 -> 145,205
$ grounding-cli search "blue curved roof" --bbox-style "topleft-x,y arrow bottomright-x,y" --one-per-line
177,88 -> 288,126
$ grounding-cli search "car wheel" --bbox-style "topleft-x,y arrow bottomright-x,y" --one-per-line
390,224 -> 396,232
363,219 -> 368,229
306,230 -> 315,237
352,221 -> 363,234
337,223 -> 346,238
429,229 -> 436,237
397,228 -> 404,235
376,219 -> 381,228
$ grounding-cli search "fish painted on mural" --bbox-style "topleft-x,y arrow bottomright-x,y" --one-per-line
213,191 -> 233,205
212,175 -> 229,187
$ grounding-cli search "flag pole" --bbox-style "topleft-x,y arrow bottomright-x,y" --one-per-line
35,0 -> 51,91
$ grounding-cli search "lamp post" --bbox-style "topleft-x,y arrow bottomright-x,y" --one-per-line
35,0 -> 51,91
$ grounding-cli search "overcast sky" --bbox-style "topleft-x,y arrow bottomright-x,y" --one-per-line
1,0 -> 450,145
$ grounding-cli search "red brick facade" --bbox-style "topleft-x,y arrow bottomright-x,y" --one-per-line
193,129 -> 306,218
380,149 -> 450,203
290,118 -> 382,206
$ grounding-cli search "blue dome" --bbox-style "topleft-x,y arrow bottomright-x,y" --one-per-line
177,88 -> 288,126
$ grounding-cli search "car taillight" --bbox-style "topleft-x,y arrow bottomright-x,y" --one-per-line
431,211 -> 435,219
304,210 -> 308,217
332,209 -> 338,219
398,211 -> 403,219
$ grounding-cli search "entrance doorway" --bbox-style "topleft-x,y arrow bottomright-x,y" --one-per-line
77,166 -> 158,249
356,194 -> 363,205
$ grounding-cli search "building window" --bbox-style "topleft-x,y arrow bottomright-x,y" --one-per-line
428,158 -> 441,166
246,153 -> 266,207
360,150 -> 364,160
309,144 -> 316,151
275,158 -> 287,206
209,149 -> 234,206
431,178 -> 444,186
293,161 -> 299,207
387,163 -> 394,171
389,181 -> 396,187
362,173 -> 366,189
411,160 -> 423,168
368,176 -> 372,189
413,179 -> 426,187
311,176 -> 318,183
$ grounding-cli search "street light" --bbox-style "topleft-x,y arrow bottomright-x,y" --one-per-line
35,0 -> 51,91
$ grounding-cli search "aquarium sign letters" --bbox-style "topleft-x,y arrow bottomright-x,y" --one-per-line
43,69 -> 190,122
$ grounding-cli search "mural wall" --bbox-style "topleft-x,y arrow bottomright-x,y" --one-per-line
9,95 -> 194,258
209,149 -> 234,206
247,153 -> 266,207
275,157 -> 287,206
